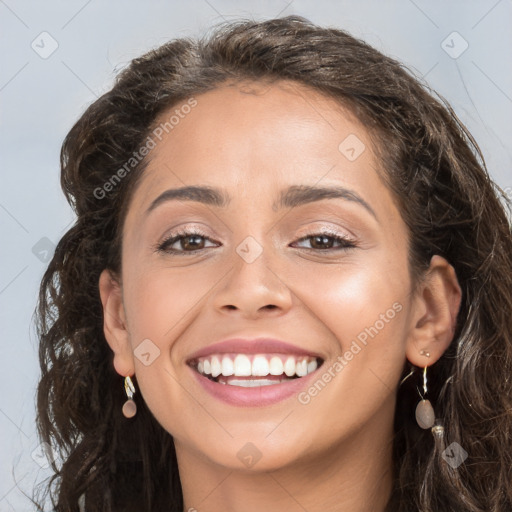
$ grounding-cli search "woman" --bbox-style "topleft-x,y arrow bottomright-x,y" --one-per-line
34,15 -> 512,512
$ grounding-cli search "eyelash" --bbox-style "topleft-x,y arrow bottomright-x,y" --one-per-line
155,228 -> 357,255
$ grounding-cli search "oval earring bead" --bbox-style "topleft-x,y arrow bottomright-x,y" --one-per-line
415,399 -> 435,429
122,399 -> 137,418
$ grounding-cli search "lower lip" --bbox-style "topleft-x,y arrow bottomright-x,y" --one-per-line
189,366 -> 321,407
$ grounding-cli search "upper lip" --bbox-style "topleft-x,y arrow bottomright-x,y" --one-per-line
186,337 -> 324,362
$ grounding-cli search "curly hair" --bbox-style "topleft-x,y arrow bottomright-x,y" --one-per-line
34,15 -> 512,512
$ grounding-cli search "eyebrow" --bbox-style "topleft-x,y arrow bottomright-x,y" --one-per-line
146,184 -> 377,220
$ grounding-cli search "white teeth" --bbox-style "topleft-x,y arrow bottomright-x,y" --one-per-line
284,356 -> 296,377
233,354 -> 252,376
269,356 -> 283,375
194,353 -> 321,379
221,356 -> 234,376
296,359 -> 308,377
252,355 -> 270,376
211,356 -> 222,378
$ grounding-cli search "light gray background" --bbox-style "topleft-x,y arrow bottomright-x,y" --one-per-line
1,1 -> 511,510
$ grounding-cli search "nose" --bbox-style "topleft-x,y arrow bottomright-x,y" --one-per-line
212,246 -> 293,319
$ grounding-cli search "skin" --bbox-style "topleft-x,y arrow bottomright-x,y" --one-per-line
99,80 -> 461,512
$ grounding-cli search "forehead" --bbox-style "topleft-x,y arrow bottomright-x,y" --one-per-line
126,79 -> 392,218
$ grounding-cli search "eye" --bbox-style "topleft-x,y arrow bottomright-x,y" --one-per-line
154,228 -> 357,255
291,231 -> 357,251
155,229 -> 218,254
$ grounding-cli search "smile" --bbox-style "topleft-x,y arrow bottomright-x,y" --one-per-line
186,337 -> 325,406
191,353 -> 321,386
188,353 -> 325,407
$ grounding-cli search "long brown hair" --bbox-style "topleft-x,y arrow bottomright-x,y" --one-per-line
34,16 -> 512,511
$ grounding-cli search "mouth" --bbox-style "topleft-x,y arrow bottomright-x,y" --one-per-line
186,337 -> 326,406
188,353 -> 324,387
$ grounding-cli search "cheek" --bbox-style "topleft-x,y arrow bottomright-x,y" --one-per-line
297,257 -> 409,349
291,257 -> 409,407
120,262 -> 222,428
284,262 -> 409,446
123,261 -> 219,344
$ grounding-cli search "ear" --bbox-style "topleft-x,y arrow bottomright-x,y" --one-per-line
405,255 -> 462,367
98,269 -> 135,377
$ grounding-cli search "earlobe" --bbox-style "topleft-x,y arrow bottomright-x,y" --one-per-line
98,269 -> 135,377
406,255 -> 462,367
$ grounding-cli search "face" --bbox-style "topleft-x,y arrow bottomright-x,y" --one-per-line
105,80 -> 423,471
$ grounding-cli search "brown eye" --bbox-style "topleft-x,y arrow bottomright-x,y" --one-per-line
292,232 -> 356,251
157,231 -> 218,254
180,235 -> 206,251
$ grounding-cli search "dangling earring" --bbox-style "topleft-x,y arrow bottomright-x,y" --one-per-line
415,365 -> 435,429
122,375 -> 137,418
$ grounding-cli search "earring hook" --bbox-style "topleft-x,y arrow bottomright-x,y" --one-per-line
124,375 -> 135,399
